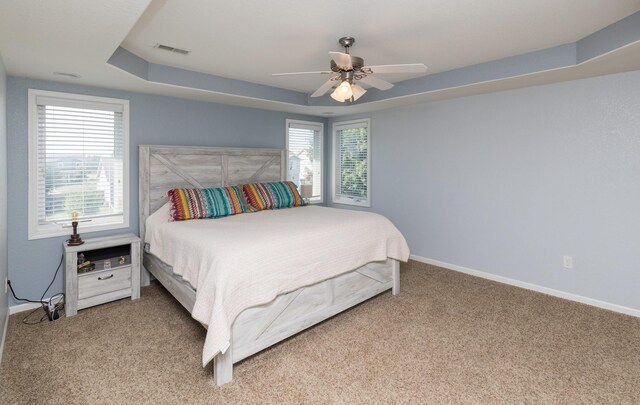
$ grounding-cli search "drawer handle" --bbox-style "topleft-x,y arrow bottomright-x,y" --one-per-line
98,274 -> 114,281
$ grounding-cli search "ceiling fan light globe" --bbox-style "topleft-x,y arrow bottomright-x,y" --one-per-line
351,84 -> 367,101
338,80 -> 353,99
330,88 -> 346,102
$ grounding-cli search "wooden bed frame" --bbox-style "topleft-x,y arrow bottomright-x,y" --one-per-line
139,145 -> 400,386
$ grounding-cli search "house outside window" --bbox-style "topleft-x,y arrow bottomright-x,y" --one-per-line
28,89 -> 130,239
286,119 -> 323,203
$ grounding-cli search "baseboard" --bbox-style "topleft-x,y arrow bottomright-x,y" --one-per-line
409,254 -> 640,318
9,302 -> 43,315
0,308 -> 9,365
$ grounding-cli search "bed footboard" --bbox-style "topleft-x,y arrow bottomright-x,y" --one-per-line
227,259 -> 399,379
143,253 -> 400,386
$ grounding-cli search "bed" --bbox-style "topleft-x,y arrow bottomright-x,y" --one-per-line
139,145 -> 409,385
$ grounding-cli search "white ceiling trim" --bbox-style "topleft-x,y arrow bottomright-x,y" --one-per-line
106,11 -> 640,115
2,1 -> 640,116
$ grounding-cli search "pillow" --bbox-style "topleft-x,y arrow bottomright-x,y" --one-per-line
167,186 -> 246,221
242,181 -> 305,211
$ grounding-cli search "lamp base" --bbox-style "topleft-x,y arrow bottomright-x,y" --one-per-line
67,234 -> 84,246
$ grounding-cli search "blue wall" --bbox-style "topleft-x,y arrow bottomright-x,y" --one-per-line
328,70 -> 640,311
0,54 -> 8,346
7,70 -> 640,313
6,77 -> 323,304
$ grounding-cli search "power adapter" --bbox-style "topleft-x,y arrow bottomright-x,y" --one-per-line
46,302 -> 59,321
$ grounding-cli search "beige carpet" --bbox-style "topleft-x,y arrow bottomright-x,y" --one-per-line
1,261 -> 639,404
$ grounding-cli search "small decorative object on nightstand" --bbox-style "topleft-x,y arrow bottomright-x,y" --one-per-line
300,184 -> 312,204
63,233 -> 141,317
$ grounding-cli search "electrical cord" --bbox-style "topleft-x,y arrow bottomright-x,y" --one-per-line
9,284 -> 65,324
21,306 -> 49,325
8,254 -> 66,324
40,255 -> 65,320
7,281 -> 44,303
41,254 -> 64,303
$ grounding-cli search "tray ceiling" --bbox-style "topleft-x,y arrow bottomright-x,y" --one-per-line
1,0 -> 640,116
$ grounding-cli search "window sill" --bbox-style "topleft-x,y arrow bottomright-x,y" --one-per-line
28,219 -> 129,240
331,197 -> 370,208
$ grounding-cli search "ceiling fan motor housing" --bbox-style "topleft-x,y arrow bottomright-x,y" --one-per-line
340,70 -> 355,83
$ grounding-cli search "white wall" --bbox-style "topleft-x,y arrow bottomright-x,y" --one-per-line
0,53 -> 9,359
329,70 -> 640,313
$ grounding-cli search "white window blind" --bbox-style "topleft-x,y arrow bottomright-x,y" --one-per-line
28,90 -> 130,239
333,119 -> 370,207
286,120 -> 323,203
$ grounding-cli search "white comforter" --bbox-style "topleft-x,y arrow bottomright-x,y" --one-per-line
145,205 -> 409,366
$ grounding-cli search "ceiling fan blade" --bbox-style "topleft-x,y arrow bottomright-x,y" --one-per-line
329,52 -> 352,70
365,64 -> 427,74
311,78 -> 338,97
272,71 -> 332,76
359,75 -> 394,91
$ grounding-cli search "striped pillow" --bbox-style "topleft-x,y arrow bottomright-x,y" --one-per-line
242,181 -> 305,211
167,186 -> 246,221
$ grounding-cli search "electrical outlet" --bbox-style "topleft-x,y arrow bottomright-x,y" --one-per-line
563,256 -> 573,269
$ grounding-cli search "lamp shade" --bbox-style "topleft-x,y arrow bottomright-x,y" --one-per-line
300,184 -> 313,199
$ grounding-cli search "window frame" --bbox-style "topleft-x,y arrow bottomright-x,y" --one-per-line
285,119 -> 324,204
331,118 -> 371,207
27,89 -> 130,240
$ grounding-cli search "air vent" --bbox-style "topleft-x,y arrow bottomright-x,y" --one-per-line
154,43 -> 190,55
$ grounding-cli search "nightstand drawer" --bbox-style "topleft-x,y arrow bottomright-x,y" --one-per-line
78,266 -> 131,300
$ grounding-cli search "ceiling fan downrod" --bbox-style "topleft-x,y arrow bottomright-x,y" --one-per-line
332,37 -> 364,73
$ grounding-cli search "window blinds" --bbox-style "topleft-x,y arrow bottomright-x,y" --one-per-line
334,120 -> 369,202
36,99 -> 124,225
287,121 -> 323,200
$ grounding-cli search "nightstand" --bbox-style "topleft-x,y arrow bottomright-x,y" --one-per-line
63,233 -> 141,317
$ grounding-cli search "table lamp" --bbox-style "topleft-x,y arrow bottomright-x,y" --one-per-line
67,211 -> 84,246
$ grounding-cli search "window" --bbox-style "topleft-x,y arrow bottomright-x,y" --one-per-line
286,119 -> 323,203
332,119 -> 370,207
28,89 -> 129,240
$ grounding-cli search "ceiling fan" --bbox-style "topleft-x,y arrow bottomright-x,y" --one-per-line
273,37 -> 427,103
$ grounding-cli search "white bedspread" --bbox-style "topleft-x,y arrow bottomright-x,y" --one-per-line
145,205 -> 409,366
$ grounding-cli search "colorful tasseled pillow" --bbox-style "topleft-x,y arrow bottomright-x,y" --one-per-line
167,186 -> 246,221
242,181 -> 305,211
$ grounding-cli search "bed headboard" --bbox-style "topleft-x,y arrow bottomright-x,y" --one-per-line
139,145 -> 286,243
